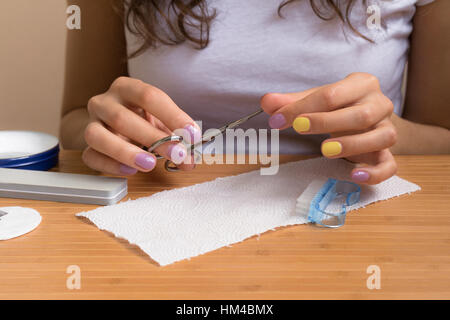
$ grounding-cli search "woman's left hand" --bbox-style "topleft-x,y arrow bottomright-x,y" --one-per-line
261,72 -> 397,185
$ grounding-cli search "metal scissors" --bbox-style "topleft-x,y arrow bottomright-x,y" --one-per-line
147,108 -> 264,172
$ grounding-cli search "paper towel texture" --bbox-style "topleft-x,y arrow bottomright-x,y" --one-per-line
77,158 -> 420,266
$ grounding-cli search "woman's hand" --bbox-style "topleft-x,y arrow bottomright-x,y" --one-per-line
83,77 -> 200,175
261,72 -> 397,185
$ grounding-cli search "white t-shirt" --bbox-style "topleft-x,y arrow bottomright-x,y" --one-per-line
126,0 -> 435,154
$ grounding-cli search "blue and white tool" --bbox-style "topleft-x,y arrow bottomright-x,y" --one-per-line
0,131 -> 59,171
296,177 -> 361,228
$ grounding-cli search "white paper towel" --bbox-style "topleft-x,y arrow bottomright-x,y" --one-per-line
77,157 -> 420,266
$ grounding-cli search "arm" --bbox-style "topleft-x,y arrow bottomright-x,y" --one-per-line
60,0 -> 128,150
392,0 -> 450,154
61,0 -> 198,175
260,0 -> 449,185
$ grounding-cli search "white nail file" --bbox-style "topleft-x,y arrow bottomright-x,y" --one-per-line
0,168 -> 127,205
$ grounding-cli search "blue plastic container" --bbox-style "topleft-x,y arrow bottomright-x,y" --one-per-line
0,131 -> 60,171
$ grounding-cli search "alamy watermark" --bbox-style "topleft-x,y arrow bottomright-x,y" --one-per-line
66,5 -> 81,30
66,265 -> 81,290
66,3 -> 382,31
173,122 -> 280,176
366,265 -> 381,290
367,4 -> 382,31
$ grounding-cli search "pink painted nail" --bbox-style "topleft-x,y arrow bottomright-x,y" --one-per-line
268,113 -> 286,129
135,153 -> 156,170
184,124 -> 202,144
167,144 -> 187,165
119,164 -> 138,175
351,170 -> 370,183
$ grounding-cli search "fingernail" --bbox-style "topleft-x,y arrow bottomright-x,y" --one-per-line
184,124 -> 201,143
321,141 -> 342,157
351,170 -> 370,183
293,117 -> 310,133
268,113 -> 286,129
119,164 -> 138,175
168,143 -> 187,165
135,153 -> 156,170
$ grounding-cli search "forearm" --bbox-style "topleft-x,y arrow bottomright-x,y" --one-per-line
60,1 -> 127,150
391,113 -> 450,154
60,107 -> 90,150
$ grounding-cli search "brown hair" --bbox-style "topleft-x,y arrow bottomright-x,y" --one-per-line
123,0 -> 370,58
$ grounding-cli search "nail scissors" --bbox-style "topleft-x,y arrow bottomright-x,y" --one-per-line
148,108 -> 264,172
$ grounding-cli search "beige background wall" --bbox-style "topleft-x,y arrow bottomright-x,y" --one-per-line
0,0 -> 67,136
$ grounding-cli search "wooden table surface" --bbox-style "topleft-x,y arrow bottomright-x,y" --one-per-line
0,151 -> 449,299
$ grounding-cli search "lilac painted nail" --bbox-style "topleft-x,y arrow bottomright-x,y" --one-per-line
119,164 -> 138,175
351,170 -> 370,183
135,153 -> 156,170
168,143 -> 187,165
184,124 -> 201,144
268,113 -> 286,129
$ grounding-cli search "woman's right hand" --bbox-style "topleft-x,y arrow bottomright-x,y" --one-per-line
83,77 -> 200,175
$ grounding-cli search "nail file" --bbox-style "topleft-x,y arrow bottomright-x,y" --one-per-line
0,168 -> 127,205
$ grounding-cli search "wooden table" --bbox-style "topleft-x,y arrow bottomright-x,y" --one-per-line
0,151 -> 449,299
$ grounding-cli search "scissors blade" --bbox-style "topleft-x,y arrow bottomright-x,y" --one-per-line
218,108 -> 264,132
190,108 -> 264,149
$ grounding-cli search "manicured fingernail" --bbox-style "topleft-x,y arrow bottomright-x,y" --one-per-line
168,143 -> 187,165
119,164 -> 138,175
135,153 -> 156,170
268,113 -> 286,129
321,141 -> 342,157
293,117 -> 310,133
184,124 -> 201,143
351,170 -> 370,183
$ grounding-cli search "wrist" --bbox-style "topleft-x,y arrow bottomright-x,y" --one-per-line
390,113 -> 450,154
60,107 -> 90,150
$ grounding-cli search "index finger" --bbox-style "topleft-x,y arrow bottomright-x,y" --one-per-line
110,77 -> 200,136
268,73 -> 380,129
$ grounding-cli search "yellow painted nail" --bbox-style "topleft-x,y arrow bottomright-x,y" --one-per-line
322,141 -> 342,157
293,117 -> 310,133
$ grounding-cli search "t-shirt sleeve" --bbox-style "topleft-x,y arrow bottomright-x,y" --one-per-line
416,0 -> 435,6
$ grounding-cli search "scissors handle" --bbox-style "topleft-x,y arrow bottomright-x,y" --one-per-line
148,108 -> 265,172
147,135 -> 186,172
147,135 -> 184,159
